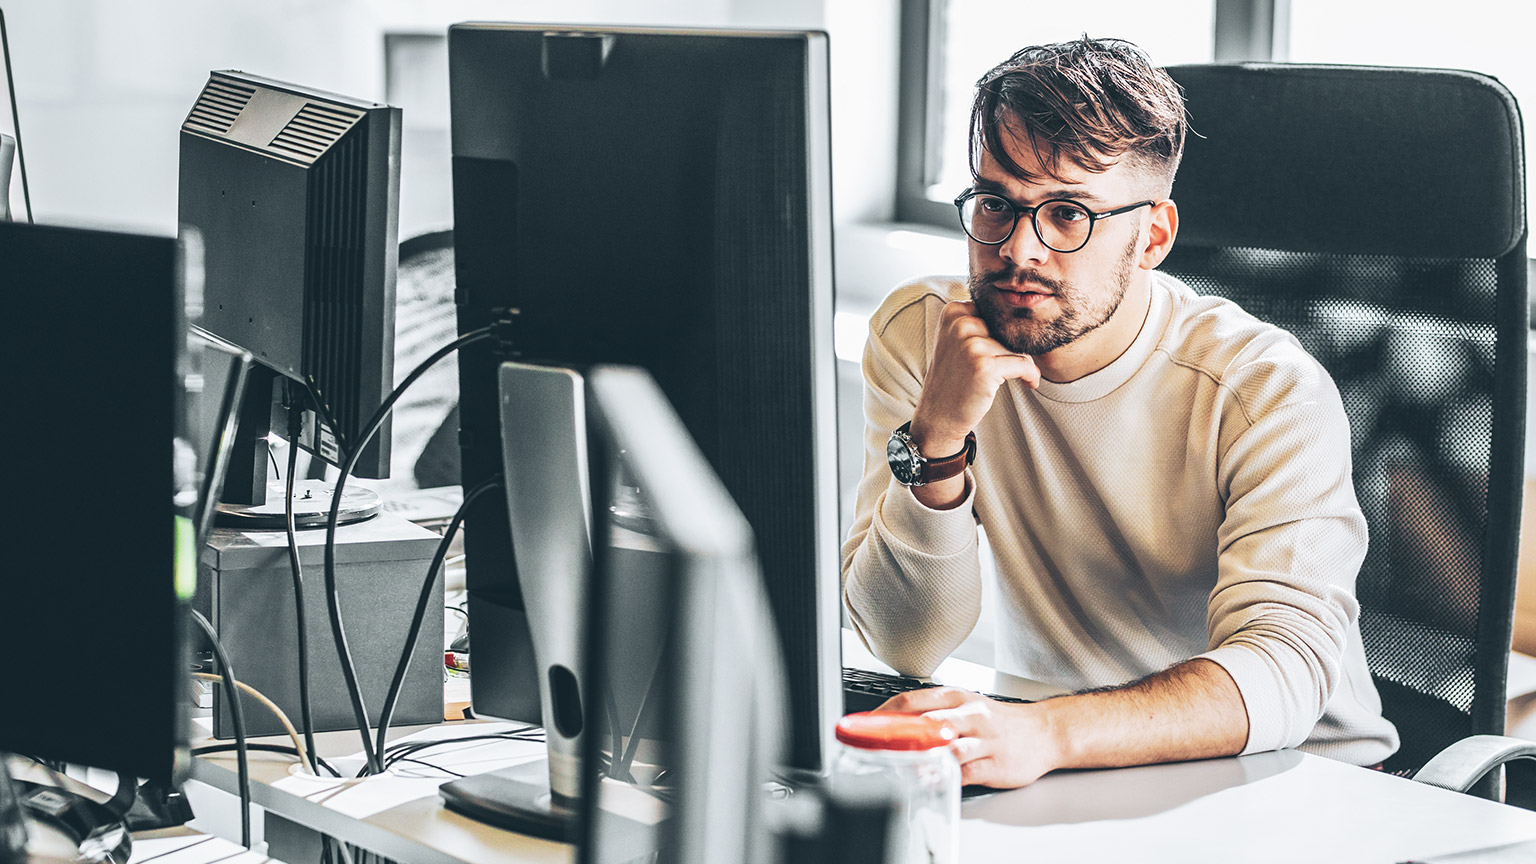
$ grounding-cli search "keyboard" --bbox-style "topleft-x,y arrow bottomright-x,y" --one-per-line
842,667 -> 1032,714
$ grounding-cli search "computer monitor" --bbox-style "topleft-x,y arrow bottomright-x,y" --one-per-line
0,220 -> 195,785
2,7 -> 26,223
578,365 -> 786,864
0,133 -> 13,221
440,361 -> 788,852
187,326 -> 252,544
449,22 -> 841,780
178,71 -> 401,526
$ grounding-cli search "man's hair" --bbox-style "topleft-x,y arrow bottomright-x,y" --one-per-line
969,36 -> 1188,194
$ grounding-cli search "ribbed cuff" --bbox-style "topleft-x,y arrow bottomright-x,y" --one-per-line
878,470 -> 978,556
1198,643 -> 1287,755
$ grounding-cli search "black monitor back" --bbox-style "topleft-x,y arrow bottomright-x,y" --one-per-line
449,24 -> 841,775
179,71 -> 400,478
0,221 -> 191,784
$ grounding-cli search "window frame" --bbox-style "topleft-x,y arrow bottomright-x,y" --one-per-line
893,0 -> 1289,227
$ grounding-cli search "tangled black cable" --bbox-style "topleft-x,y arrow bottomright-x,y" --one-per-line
283,391 -> 320,775
189,610 -> 251,848
322,327 -> 493,775
372,473 -> 502,761
362,728 -> 544,779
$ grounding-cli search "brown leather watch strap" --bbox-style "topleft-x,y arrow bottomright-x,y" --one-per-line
919,431 -> 976,483
896,421 -> 976,485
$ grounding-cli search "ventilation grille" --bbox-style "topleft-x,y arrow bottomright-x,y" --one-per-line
301,129 -> 368,442
182,76 -> 256,137
270,103 -> 365,164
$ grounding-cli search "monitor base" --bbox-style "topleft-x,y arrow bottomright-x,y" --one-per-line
214,480 -> 380,529
438,759 -> 576,842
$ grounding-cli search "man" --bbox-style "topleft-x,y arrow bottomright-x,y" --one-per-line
841,37 -> 1399,788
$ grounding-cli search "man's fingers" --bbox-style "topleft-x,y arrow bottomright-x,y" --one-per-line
923,701 -> 999,741
948,734 -> 989,766
940,300 -> 980,323
875,686 -> 971,714
959,756 -> 1004,788
948,316 -> 993,342
991,352 -> 1041,388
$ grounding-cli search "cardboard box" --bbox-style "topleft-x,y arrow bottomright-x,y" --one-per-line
198,511 -> 445,739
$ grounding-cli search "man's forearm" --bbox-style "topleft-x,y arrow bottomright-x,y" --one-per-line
1041,658 -> 1249,770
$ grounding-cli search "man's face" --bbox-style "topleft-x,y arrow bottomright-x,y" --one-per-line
966,135 -> 1153,358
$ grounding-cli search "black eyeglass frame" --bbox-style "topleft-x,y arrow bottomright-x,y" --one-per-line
953,188 -> 1157,253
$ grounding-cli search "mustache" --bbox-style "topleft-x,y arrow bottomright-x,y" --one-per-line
973,266 -> 1069,296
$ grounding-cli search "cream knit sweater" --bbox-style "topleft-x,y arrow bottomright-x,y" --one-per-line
842,273 -> 1400,765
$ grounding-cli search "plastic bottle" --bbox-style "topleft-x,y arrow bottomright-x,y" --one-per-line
832,711 -> 961,864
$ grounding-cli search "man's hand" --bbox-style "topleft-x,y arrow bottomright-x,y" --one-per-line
875,660 -> 1249,789
910,301 -> 1040,454
876,687 -> 1059,788
904,302 -> 1039,510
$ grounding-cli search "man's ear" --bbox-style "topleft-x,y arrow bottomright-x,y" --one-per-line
1139,199 -> 1178,270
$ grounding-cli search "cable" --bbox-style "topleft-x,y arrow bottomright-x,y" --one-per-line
321,327 -> 493,776
190,673 -> 314,776
1,10 -> 33,223
190,610 -> 250,849
302,374 -> 348,461
285,394 -> 320,775
190,745 -> 342,780
374,728 -> 544,776
603,681 -> 626,781
373,473 -> 501,761
616,675 -> 660,781
389,758 -> 465,778
329,837 -> 357,864
104,773 -> 137,820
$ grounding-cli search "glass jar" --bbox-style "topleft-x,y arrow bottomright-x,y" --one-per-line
832,711 -> 961,864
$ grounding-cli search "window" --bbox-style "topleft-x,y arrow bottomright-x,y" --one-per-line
897,0 -> 1217,225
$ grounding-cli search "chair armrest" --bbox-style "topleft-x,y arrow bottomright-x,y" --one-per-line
1412,735 -> 1536,794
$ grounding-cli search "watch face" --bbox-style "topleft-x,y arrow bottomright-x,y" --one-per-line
886,434 -> 919,485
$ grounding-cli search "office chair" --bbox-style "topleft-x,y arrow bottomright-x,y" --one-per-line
393,228 -> 462,488
1161,63 -> 1530,803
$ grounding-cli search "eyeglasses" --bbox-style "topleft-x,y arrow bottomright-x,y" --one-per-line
954,189 -> 1156,253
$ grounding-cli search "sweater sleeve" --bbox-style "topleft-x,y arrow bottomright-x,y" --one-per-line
841,282 -> 984,677
1196,354 -> 1368,754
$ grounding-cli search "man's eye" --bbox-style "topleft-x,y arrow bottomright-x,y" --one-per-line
978,197 -> 1011,214
1047,203 -> 1089,223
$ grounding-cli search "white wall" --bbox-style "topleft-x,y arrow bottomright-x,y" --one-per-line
1,0 -> 905,241
1,0 -> 962,537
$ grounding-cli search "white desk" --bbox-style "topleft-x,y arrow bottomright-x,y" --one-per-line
189,719 -> 569,864
186,639 -> 1536,864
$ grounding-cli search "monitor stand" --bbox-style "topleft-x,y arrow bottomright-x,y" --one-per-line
215,479 -> 380,529
438,759 -> 575,841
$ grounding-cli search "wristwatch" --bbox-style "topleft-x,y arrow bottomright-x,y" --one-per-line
886,421 -> 976,487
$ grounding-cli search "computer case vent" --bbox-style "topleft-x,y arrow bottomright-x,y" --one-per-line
271,103 -> 366,163
184,75 -> 256,137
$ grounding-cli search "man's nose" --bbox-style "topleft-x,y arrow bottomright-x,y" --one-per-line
999,213 -> 1051,267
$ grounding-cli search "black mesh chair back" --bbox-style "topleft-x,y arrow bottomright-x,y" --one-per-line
1161,64 -> 1527,790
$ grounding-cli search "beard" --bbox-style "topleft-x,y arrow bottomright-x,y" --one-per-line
968,231 -> 1139,356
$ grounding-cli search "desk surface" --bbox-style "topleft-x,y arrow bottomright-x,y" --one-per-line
188,636 -> 1536,864
190,720 -> 569,864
